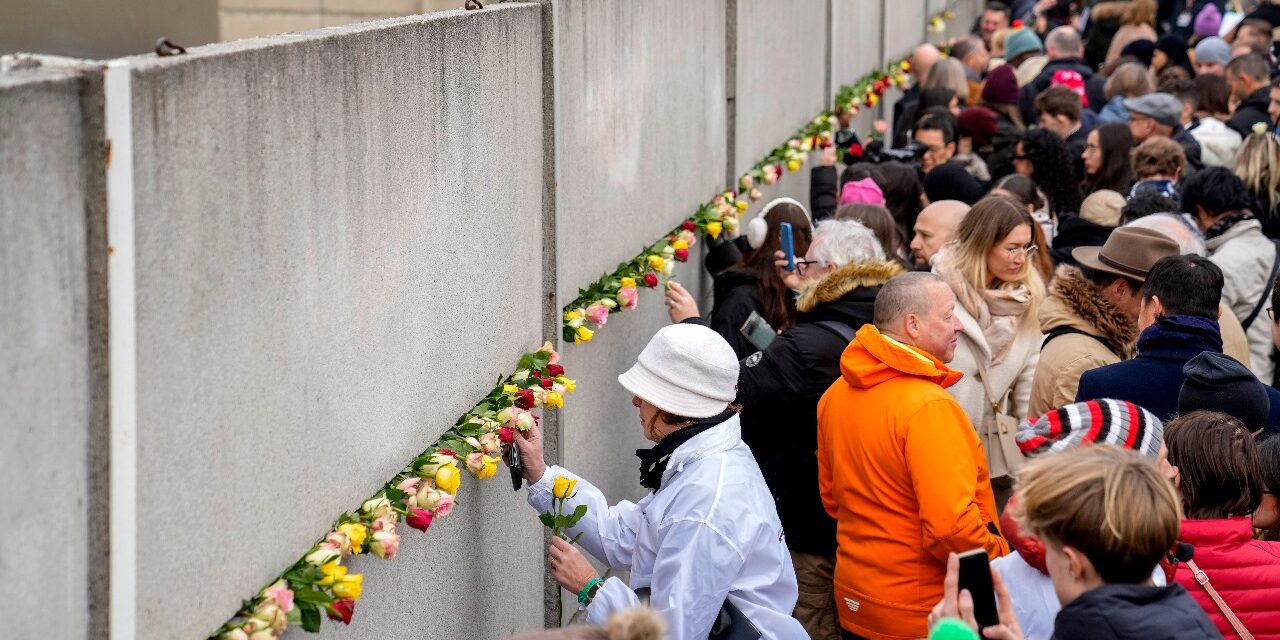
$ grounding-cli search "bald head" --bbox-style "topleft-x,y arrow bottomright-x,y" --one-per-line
913,44 -> 941,82
1124,214 -> 1206,257
1045,26 -> 1083,59
910,200 -> 969,268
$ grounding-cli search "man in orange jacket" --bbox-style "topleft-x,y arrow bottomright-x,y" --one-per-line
817,272 -> 1010,640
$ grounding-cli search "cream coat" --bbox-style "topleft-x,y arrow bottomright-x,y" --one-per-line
1207,219 -> 1276,383
947,302 -> 1040,431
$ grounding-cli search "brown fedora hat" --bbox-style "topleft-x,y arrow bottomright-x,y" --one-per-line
1072,227 -> 1181,281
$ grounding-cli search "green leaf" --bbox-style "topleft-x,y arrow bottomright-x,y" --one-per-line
571,504 -> 587,522
300,603 -> 322,632
538,512 -> 555,529
384,487 -> 406,502
293,587 -> 333,606
562,326 -> 576,343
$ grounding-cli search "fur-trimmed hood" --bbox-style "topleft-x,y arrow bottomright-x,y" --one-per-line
1089,1 -> 1130,21
1040,265 -> 1138,357
796,260 -> 905,313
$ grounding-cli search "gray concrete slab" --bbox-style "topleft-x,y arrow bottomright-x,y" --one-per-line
832,0 -> 884,91
733,0 -> 829,177
120,7 -> 546,638
0,67 -> 93,640
885,0 -> 928,62
550,0 -> 728,305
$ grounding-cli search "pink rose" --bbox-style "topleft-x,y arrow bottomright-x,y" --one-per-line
371,530 -> 400,559
434,493 -> 455,517
617,285 -> 639,309
466,452 -> 486,474
407,507 -> 433,532
397,476 -> 421,495
263,581 -> 294,614
478,432 -> 502,456
585,303 -> 609,326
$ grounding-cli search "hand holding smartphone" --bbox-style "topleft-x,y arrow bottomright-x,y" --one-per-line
779,222 -> 796,272
956,549 -> 1000,631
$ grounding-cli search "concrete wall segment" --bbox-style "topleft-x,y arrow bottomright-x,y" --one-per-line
733,0 -> 828,177
119,7 -> 547,637
0,66 -> 95,640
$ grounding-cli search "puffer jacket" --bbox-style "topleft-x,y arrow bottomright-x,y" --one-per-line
1188,117 -> 1242,168
736,261 -> 904,556
1053,584 -> 1221,640
1207,218 -> 1277,383
1174,517 -> 1280,639
1030,266 -> 1138,417
817,324 -> 1009,640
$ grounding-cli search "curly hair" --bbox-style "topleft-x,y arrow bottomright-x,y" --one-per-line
1021,128 -> 1082,216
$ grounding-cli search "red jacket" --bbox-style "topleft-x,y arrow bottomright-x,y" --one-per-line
1174,517 -> 1280,639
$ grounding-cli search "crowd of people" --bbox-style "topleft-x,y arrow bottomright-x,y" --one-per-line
506,2 -> 1280,639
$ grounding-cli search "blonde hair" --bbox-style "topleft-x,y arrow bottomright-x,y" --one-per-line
1234,132 -> 1280,219
991,27 -> 1014,58
1012,445 -> 1182,584
1122,0 -> 1156,26
925,58 -> 971,106
946,196 -> 1045,313
1105,62 -> 1155,100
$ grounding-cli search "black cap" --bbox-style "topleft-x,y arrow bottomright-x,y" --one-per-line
1178,352 -> 1270,431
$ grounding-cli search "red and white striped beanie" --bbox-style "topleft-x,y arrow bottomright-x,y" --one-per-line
1015,399 -> 1164,461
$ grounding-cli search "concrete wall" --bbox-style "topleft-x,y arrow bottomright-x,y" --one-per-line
0,66 -> 99,640
733,0 -> 829,176
0,2 -> 978,638
218,0 -> 464,42
0,0 -> 218,59
120,7 -> 545,638
884,0 -> 928,62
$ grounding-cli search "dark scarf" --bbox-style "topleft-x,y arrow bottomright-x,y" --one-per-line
636,408 -> 737,492
1136,314 -> 1223,354
1205,210 -> 1254,240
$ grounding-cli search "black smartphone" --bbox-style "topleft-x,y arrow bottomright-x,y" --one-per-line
957,549 -> 999,630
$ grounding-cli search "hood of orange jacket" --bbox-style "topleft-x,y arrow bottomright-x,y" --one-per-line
841,324 -> 964,390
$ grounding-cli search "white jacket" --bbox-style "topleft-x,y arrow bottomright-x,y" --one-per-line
946,303 -> 1041,429
1207,219 -> 1276,383
527,415 -> 808,640
1188,117 -> 1242,168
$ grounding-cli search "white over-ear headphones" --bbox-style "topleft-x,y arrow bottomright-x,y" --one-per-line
747,197 -> 811,249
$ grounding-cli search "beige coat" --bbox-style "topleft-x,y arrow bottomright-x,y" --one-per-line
1029,266 -> 1138,417
1207,219 -> 1276,382
948,302 -> 1040,431
1105,24 -> 1159,67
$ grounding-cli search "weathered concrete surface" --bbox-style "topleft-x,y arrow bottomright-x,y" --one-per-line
884,0 -> 928,62
0,66 -> 95,640
121,7 -> 546,638
733,0 -> 829,176
832,0 -> 884,91
0,0 -> 218,59
551,0 -> 728,304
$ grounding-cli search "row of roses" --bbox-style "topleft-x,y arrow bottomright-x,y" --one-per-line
211,344 -> 573,639
559,9 -> 956,344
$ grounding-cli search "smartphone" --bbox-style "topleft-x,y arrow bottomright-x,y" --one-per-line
779,222 -> 796,272
740,310 -> 776,351
957,549 -> 999,630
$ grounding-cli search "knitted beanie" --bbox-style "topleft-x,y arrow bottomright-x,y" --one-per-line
1003,29 -> 1044,63
981,64 -> 1020,106
1016,399 -> 1164,460
957,106 -> 999,147
1194,3 -> 1222,39
839,177 -> 887,207
1178,352 -> 1270,431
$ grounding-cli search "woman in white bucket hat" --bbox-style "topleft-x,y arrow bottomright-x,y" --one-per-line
511,323 -> 808,639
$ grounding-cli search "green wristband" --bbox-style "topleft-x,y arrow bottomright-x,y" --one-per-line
577,577 -> 602,605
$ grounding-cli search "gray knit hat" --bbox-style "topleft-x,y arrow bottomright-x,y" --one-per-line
1016,399 -> 1164,460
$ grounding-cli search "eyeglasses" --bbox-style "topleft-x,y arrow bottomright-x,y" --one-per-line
1005,244 -> 1039,259
796,259 -> 823,276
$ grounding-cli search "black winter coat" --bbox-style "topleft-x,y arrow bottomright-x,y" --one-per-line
810,165 -> 839,222
1052,584 -> 1219,640
1227,87 -> 1272,139
1020,58 -> 1108,124
708,268 -> 768,360
735,261 -> 902,556
1172,125 -> 1205,173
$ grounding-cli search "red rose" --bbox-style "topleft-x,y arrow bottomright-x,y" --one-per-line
546,363 -> 565,377
515,388 -> 536,409
406,507 -> 433,532
437,449 -> 457,458
674,248 -> 689,262
682,220 -> 697,232
643,273 -> 659,288
498,426 -> 515,444
846,142 -> 864,160
540,377 -> 553,389
327,599 -> 356,624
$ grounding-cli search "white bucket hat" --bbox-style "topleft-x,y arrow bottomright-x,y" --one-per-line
618,324 -> 739,418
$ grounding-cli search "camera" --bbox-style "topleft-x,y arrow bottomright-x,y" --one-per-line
859,139 -> 927,166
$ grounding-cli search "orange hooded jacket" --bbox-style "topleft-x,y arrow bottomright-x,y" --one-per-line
817,325 -> 1010,640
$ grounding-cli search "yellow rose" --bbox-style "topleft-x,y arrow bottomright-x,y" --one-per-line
555,376 -> 576,393
672,239 -> 689,250
434,464 -> 461,495
706,221 -> 723,239
620,276 -> 636,288
647,255 -> 665,271
332,572 -> 363,600
337,523 -> 367,554
552,475 -> 578,500
544,390 -> 564,408
787,159 -> 801,172
574,326 -> 594,344
735,200 -> 748,212
474,454 -> 500,480
503,384 -> 519,394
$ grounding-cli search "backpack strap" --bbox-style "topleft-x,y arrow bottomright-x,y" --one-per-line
1240,239 -> 1280,332
814,320 -> 857,344
1041,325 -> 1119,356
1187,558 -> 1255,640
